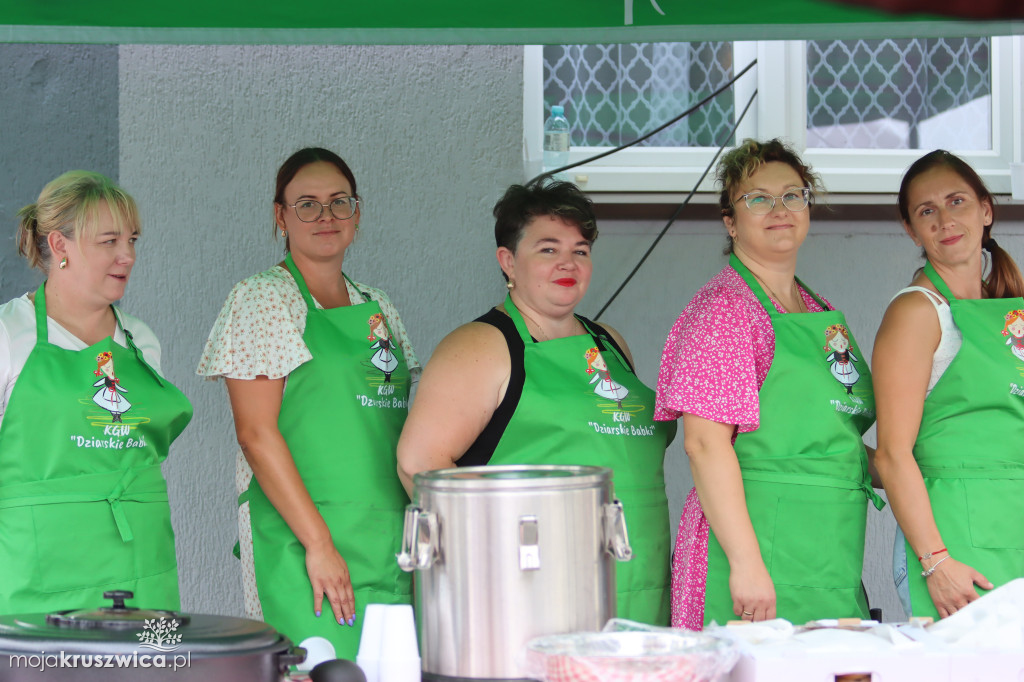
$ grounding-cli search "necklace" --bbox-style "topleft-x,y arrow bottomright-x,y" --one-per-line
516,306 -> 584,341
751,270 -> 807,313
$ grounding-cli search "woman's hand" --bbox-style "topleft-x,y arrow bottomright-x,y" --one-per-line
925,556 -> 993,618
305,542 -> 356,625
730,557 -> 777,621
227,377 -> 355,622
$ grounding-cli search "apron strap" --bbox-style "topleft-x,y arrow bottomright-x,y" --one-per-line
742,468 -> 885,510
0,466 -> 168,542
922,261 -> 958,302
114,307 -> 166,387
33,282 -> 48,342
729,253 -> 830,315
32,282 -> 163,386
505,294 -> 610,358
284,253 -> 317,310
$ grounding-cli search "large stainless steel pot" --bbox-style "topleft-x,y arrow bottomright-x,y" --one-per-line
398,465 -> 631,681
0,591 -> 305,681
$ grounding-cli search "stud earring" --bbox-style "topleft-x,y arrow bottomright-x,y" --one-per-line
59,257 -> 68,270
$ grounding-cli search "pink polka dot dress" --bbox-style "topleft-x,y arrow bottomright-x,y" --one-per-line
655,264 -> 826,630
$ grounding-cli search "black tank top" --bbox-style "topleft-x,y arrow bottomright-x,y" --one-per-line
459,308 -> 631,467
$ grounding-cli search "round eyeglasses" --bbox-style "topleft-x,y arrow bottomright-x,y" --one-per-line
735,188 -> 811,215
289,196 -> 359,222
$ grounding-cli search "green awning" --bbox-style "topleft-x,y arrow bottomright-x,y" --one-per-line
1,0 -> 1020,44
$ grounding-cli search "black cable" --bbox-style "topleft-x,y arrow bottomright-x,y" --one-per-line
529,58 -> 758,185
594,87 -> 759,319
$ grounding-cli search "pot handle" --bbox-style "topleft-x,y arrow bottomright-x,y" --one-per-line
397,505 -> 439,571
603,499 -> 633,562
277,646 -> 307,672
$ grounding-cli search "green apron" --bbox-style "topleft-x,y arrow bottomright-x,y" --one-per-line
0,284 -> 192,614
904,262 -> 1024,618
703,255 -> 881,626
244,255 -> 411,659
486,294 -> 675,625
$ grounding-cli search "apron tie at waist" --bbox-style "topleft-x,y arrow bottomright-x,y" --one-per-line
0,466 -> 168,543
918,466 -> 1024,480
741,469 -> 886,510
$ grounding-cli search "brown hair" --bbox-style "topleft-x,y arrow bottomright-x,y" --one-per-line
898,150 -> 1024,299
274,148 -> 358,252
716,138 -> 823,255
492,180 -> 598,281
16,171 -> 140,272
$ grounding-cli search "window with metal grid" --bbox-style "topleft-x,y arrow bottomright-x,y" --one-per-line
543,38 -> 992,152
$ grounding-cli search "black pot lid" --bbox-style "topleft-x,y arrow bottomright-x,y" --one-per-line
0,591 -> 289,656
46,590 -> 188,630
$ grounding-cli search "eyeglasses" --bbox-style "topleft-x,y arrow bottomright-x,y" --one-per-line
735,188 -> 812,215
289,196 -> 359,222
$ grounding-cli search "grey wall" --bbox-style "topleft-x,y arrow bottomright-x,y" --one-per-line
0,44 -> 119,299
7,43 -> 1022,623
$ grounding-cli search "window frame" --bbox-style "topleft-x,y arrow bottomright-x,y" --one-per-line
523,37 -> 1022,196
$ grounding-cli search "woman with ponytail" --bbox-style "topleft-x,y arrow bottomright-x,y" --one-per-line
0,171 -> 192,614
873,150 -> 1024,620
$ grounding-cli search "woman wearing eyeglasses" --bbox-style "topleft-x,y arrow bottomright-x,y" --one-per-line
198,148 -> 419,658
656,139 -> 880,629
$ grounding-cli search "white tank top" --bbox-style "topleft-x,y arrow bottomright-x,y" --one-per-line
891,286 -> 962,395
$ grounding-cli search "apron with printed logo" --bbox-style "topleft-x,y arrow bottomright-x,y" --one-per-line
486,294 -> 675,625
703,255 -> 881,626
0,284 -> 192,614
244,255 -> 411,659
904,262 -> 1024,618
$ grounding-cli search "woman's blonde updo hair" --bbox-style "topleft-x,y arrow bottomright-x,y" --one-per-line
16,171 -> 140,272
716,138 -> 823,254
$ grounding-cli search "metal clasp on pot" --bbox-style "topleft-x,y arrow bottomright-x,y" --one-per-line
397,505 -> 439,571
518,516 -> 540,571
603,499 -> 633,561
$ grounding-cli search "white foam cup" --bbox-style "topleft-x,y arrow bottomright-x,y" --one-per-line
356,603 -> 389,682
378,604 -> 421,682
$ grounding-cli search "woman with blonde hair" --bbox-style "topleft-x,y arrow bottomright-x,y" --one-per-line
0,171 -> 193,614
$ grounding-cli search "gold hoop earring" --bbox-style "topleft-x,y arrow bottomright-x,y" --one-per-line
58,257 -> 68,270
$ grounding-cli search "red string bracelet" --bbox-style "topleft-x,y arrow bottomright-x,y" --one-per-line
918,547 -> 947,562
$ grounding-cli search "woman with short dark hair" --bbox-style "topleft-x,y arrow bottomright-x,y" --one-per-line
398,180 -> 675,625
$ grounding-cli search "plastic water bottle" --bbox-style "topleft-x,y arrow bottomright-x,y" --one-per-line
543,105 -> 570,176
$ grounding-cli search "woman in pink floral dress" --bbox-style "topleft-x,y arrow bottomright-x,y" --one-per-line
656,139 -> 879,629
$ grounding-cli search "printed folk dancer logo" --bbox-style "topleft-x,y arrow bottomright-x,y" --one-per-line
137,618 -> 183,652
